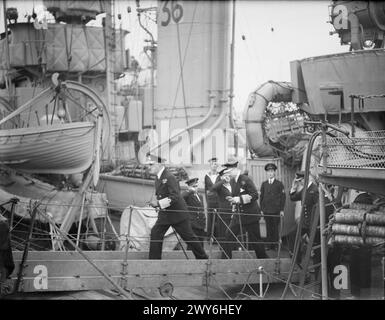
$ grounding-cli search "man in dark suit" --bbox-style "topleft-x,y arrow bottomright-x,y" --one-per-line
146,154 -> 208,260
260,163 -> 285,249
204,157 -> 221,239
0,215 -> 14,284
222,161 -> 268,259
289,171 -> 318,235
289,172 -> 341,298
209,168 -> 233,256
182,178 -> 206,249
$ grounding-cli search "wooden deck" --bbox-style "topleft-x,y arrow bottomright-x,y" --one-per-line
9,250 -> 296,296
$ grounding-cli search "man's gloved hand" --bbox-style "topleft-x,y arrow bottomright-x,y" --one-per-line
226,196 -> 240,204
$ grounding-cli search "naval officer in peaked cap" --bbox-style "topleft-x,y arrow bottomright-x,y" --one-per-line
259,162 -> 285,250
182,178 -> 207,249
209,167 -> 235,257
146,153 -> 208,260
221,159 -> 267,259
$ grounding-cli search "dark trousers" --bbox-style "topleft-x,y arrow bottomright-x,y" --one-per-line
297,227 -> 319,266
222,220 -> 267,259
149,219 -> 208,259
265,212 -> 280,244
187,227 -> 206,250
299,228 -> 343,298
206,206 -> 218,238
214,211 -> 232,253
0,221 -> 14,280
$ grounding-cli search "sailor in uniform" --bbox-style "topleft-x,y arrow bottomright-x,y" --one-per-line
182,178 -> 206,249
146,154 -> 208,260
204,157 -> 221,238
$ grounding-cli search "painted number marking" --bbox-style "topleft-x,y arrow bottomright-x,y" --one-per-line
33,265 -> 48,290
161,0 -> 184,27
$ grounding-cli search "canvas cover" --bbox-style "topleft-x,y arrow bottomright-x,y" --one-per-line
292,49 -> 385,114
0,23 -> 126,73
119,206 -> 178,252
0,167 -> 107,224
43,1 -> 105,20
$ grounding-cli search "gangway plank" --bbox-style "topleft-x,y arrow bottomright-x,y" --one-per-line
10,250 -> 296,293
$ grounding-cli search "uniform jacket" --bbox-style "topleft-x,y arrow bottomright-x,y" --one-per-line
260,179 -> 286,214
209,180 -> 233,223
230,174 -> 261,225
155,168 -> 189,224
290,182 -> 318,228
204,173 -> 221,207
182,190 -> 206,230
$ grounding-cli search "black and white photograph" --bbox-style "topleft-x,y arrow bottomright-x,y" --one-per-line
0,0 -> 384,308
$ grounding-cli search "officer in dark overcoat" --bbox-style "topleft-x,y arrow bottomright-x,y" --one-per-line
289,171 -> 318,234
222,161 -> 268,259
182,178 -> 206,248
0,215 -> 14,283
289,171 -> 342,298
146,154 -> 208,260
260,163 -> 285,247
209,168 -> 233,255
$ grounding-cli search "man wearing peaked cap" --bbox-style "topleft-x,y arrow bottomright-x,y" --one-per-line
186,178 -> 199,186
288,169 -> 341,298
146,154 -> 208,260
260,162 -> 285,251
222,160 -> 238,169
221,161 -> 267,259
264,163 -> 277,171
209,168 -> 234,257
182,178 -> 206,249
222,155 -> 239,169
218,167 -> 232,176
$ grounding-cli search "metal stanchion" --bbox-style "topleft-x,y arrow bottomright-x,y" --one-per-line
208,210 -> 217,258
258,266 -> 264,298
